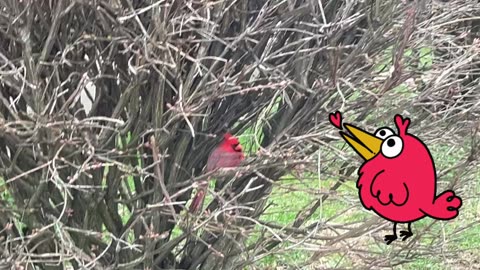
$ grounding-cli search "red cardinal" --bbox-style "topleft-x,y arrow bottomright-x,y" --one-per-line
338,114 -> 462,244
189,132 -> 244,213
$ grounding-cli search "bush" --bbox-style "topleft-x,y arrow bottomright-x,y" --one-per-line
0,0 -> 478,269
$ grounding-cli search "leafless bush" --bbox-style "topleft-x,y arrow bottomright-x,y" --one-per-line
0,0 -> 478,269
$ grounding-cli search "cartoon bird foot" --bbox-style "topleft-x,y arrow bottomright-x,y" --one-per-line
399,230 -> 413,241
384,234 -> 398,245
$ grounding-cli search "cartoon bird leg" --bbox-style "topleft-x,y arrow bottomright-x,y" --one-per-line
384,223 -> 398,245
399,222 -> 413,241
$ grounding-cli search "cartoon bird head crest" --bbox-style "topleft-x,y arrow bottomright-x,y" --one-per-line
394,115 -> 410,136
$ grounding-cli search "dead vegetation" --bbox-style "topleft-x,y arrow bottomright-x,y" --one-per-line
0,0 -> 479,269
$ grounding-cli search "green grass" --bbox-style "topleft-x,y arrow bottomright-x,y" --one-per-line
374,46 -> 433,73
255,175 -> 369,267
0,177 -> 14,206
399,258 -> 445,270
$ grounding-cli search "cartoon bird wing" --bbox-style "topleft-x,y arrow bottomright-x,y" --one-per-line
370,171 -> 409,206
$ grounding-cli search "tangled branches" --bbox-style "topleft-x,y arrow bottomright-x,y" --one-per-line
0,0 -> 479,269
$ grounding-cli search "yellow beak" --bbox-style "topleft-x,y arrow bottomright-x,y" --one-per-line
340,124 -> 382,160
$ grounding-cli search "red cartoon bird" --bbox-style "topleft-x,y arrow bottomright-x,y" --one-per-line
189,132 -> 244,213
338,114 -> 462,244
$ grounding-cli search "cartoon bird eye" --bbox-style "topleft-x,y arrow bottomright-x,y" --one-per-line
381,136 -> 403,158
374,128 -> 395,140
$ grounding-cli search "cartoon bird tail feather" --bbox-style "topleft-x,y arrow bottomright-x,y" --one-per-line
423,190 -> 462,220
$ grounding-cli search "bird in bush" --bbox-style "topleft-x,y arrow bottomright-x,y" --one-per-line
189,132 -> 244,213
335,114 -> 462,244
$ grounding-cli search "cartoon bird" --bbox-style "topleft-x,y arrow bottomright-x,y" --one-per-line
338,114 -> 462,244
189,132 -> 244,213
